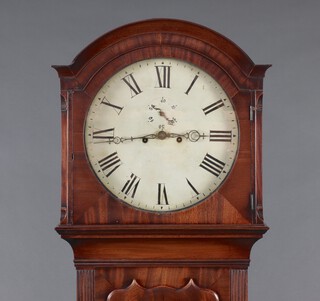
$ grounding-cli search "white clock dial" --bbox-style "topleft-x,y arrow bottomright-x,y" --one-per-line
84,58 -> 239,212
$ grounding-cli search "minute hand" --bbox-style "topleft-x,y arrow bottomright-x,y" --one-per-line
168,130 -> 207,142
115,130 -> 207,144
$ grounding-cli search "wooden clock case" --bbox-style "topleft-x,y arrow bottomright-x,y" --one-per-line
53,19 -> 269,301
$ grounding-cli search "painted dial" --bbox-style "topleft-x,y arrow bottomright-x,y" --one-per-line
84,58 -> 239,212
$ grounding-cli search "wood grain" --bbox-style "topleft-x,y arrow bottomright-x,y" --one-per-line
107,279 -> 219,301
53,19 -> 270,301
53,23 -> 269,225
231,269 -> 248,301
77,270 -> 95,301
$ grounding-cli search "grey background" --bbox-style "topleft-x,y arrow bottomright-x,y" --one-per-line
1,0 -> 319,300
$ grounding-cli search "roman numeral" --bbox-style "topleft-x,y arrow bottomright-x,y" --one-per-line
155,65 -> 171,88
200,153 -> 225,177
121,73 -> 142,97
121,173 -> 140,198
209,130 -> 232,142
92,128 -> 115,140
186,178 -> 200,196
100,97 -> 123,115
158,183 -> 169,205
185,75 -> 199,95
202,99 -> 224,115
98,152 -> 121,177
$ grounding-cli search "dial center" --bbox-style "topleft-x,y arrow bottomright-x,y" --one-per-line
157,130 -> 167,140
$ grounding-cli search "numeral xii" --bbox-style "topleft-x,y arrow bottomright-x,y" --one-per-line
155,65 -> 171,88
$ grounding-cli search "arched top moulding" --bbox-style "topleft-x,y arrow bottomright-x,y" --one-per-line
52,19 -> 270,91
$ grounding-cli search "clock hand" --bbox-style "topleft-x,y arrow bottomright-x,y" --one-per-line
119,131 -> 172,143
187,130 -> 207,142
149,104 -> 177,125
158,111 -> 176,125
93,132 -> 159,144
113,131 -> 181,143
110,130 -> 207,144
113,133 -> 157,144
112,130 -> 175,143
168,130 -> 207,142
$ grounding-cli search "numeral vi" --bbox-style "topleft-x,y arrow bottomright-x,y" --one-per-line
158,183 -> 169,205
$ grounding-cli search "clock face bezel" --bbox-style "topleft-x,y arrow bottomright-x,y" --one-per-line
83,57 -> 240,213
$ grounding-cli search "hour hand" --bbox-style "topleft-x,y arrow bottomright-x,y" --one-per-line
113,133 -> 157,144
115,131 -> 185,143
113,131 -> 189,144
111,130 -> 207,144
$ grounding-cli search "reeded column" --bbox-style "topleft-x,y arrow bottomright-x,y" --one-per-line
77,269 -> 95,301
231,269 -> 248,301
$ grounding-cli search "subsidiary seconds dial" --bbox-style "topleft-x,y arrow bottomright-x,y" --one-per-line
84,58 -> 239,212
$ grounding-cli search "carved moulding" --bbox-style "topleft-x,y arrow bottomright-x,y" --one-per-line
107,279 -> 219,301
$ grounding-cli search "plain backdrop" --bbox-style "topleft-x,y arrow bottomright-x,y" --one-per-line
1,1 -> 320,300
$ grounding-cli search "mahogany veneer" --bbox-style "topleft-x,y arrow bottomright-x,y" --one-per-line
54,19 -> 269,301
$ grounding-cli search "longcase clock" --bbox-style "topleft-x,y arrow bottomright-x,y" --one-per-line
53,19 -> 270,301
